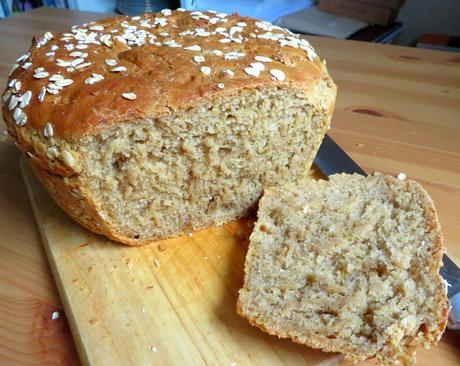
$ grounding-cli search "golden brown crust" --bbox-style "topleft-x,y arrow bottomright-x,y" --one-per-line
28,156 -> 189,246
236,298 -> 359,362
403,178 -> 449,345
2,9 -> 321,140
382,175 -> 448,349
28,158 -> 112,240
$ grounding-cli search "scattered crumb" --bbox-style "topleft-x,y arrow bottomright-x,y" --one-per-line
397,172 -> 407,180
51,311 -> 60,320
188,232 -> 193,237
204,256 -> 208,260
141,308 -> 145,313
157,243 -> 166,252
154,259 -> 161,268
89,319 -> 98,325
150,345 -> 158,353
0,131 -> 9,142
126,261 -> 134,269
217,255 -> 221,259
356,143 -> 364,147
88,266 -> 94,272
442,279 -> 451,294
229,362 -> 237,366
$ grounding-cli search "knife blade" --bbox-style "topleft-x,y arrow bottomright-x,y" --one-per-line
314,134 -> 460,330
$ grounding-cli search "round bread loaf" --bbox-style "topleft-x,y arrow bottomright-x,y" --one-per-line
2,9 -> 336,245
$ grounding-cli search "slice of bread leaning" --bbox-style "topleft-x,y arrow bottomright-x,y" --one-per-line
238,173 -> 449,365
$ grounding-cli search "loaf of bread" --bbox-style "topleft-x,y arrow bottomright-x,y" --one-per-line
238,173 -> 448,365
1,9 -> 336,245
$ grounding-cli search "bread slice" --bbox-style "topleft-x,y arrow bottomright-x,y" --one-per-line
2,9 -> 336,245
238,173 -> 449,365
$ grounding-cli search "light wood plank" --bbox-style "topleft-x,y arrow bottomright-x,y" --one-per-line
21,158 -> 460,366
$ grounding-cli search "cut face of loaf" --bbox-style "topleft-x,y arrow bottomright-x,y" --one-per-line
32,83 -> 335,245
238,173 -> 449,366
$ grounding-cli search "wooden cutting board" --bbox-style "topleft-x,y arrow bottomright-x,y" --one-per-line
21,159 -> 345,366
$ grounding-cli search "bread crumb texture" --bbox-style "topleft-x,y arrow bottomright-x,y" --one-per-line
238,173 -> 448,366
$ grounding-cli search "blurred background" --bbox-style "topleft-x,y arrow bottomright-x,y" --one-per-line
0,0 -> 459,51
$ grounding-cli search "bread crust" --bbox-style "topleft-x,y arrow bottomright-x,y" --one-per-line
403,177 -> 449,345
2,10 -> 324,140
237,173 -> 449,365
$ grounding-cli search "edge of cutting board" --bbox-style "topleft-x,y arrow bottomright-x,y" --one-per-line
20,158 -> 92,366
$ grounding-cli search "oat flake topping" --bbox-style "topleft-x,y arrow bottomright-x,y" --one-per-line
122,92 -> 137,100
3,8 -> 319,141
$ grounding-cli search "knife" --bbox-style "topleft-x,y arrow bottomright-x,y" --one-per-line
314,134 -> 460,330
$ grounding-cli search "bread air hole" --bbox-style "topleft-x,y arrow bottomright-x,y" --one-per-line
226,114 -> 237,122
418,323 -> 428,335
376,262 -> 388,277
356,332 -> 373,341
320,309 -> 338,317
259,224 -> 270,233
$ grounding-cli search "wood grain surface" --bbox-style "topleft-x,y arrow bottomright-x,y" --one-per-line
21,160 -> 346,366
0,7 -> 459,366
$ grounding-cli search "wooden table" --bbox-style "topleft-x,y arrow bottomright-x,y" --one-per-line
0,7 -> 458,366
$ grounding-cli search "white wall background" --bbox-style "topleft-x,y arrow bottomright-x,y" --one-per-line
1,0 -> 460,47
395,0 -> 460,45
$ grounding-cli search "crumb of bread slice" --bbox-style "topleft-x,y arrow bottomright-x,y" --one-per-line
238,173 -> 449,365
